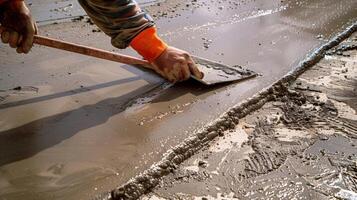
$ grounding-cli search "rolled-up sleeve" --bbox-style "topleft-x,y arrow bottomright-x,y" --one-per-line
78,0 -> 154,49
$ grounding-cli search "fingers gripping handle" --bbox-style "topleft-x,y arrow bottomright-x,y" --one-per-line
33,35 -> 152,67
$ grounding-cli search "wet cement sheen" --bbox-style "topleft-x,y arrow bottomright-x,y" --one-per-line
145,33 -> 357,200
0,0 -> 356,199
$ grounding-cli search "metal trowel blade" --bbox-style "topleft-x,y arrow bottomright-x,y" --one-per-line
191,56 -> 258,85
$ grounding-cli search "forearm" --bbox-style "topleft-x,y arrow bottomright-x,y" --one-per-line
78,0 -> 154,49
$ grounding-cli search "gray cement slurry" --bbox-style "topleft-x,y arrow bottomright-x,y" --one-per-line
143,31 -> 357,200
100,23 -> 357,200
0,0 -> 356,199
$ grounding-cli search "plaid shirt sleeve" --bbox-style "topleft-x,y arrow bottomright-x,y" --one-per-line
78,0 -> 155,49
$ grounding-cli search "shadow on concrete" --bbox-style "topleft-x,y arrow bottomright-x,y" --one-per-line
0,61 -> 251,167
0,82 -> 158,167
0,76 -> 141,110
0,77 -> 225,167
0,64 -> 163,110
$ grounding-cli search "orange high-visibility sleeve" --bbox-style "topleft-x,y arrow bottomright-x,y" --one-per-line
130,26 -> 167,63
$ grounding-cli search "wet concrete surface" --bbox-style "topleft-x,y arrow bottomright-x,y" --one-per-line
28,0 -> 163,25
0,0 -> 356,199
144,34 -> 357,200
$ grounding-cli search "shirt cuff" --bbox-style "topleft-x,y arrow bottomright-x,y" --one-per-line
130,26 -> 168,63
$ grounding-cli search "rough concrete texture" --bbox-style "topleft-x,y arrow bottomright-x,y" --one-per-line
0,0 -> 356,199
143,33 -> 357,200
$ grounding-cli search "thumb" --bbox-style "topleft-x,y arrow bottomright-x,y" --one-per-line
187,57 -> 204,79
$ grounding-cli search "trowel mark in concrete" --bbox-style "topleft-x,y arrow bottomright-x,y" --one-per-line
274,128 -> 313,142
137,100 -> 197,126
297,52 -> 357,93
300,92 -> 357,123
238,99 -> 317,179
124,82 -> 172,114
299,135 -> 357,199
330,99 -> 357,121
294,47 -> 357,128
206,125 -> 251,175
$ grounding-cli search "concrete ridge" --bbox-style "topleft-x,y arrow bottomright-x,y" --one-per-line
95,22 -> 357,200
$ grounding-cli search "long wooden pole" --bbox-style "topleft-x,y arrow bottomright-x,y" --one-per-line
33,35 -> 152,68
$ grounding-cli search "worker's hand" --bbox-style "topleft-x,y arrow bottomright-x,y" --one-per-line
0,1 -> 37,53
151,46 -> 204,83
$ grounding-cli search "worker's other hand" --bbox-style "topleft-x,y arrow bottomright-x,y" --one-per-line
151,46 -> 204,83
0,1 -> 37,53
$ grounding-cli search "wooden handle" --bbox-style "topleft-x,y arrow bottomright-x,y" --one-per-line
33,35 -> 151,67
